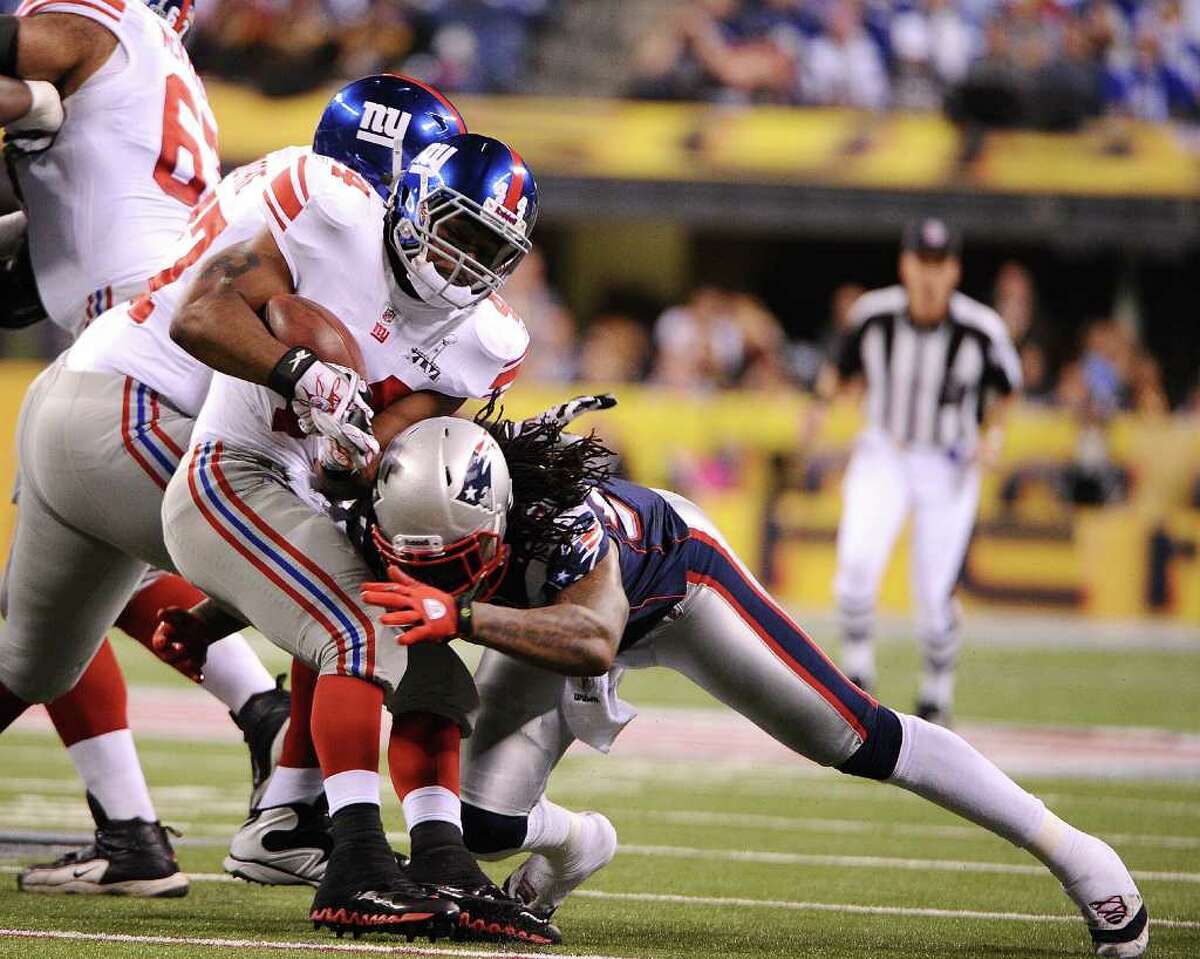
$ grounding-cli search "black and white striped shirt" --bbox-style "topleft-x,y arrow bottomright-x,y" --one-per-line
835,285 -> 1022,452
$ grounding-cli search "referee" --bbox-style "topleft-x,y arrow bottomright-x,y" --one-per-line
807,218 -> 1022,723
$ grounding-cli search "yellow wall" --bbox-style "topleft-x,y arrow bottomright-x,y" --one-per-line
2,362 -> 1198,621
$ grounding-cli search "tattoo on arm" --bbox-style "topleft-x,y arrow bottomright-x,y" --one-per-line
198,250 -> 260,286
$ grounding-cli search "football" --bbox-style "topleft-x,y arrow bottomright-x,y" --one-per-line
263,294 -> 366,377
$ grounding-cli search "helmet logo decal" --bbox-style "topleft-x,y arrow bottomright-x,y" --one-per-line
358,103 -> 412,148
456,440 -> 493,507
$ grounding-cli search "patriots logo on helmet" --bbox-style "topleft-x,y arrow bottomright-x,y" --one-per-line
456,440 -> 494,508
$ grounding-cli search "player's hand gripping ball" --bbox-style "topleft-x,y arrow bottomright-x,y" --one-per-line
361,566 -> 472,646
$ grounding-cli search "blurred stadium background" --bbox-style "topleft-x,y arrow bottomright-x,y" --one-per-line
1,2 -> 1198,956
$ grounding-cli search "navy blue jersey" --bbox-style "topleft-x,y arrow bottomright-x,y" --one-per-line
493,479 -> 692,649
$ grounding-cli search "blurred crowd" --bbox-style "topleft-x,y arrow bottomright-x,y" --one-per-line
632,0 -> 1200,126
185,0 -> 554,97
509,248 -> 1197,417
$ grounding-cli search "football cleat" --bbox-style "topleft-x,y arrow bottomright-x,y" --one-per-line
224,799 -> 331,887
915,700 -> 952,727
426,881 -> 562,945
501,811 -> 617,919
1080,893 -> 1149,957
17,793 -> 188,898
231,676 -> 291,811
310,875 -> 460,940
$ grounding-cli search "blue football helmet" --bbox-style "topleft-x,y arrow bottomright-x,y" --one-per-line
313,74 -> 467,201
386,133 -> 538,310
144,0 -> 195,37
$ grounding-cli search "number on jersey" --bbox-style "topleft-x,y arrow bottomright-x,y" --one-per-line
154,74 -> 219,206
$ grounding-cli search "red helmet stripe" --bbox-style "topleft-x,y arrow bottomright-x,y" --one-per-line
503,147 -> 526,213
175,0 -> 192,32
384,73 -> 467,134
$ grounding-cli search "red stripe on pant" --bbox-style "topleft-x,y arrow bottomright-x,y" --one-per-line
186,447 -> 352,676
121,378 -> 167,490
207,444 -> 376,678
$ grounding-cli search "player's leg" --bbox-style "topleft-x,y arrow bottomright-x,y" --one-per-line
459,649 -> 615,919
668,501 -> 1147,957
162,442 -> 462,937
116,569 -> 289,806
907,453 -> 980,722
21,640 -> 188,897
833,435 -> 911,690
226,659 -> 331,886
0,456 -> 188,897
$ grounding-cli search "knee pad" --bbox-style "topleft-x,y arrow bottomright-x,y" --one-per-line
836,703 -> 903,781
461,802 -> 528,856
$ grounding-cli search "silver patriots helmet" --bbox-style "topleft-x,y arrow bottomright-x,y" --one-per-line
372,417 -> 512,599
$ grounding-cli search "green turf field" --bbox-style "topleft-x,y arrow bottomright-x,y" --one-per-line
0,622 -> 1197,958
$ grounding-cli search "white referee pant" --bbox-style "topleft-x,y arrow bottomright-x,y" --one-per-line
833,428 -> 980,704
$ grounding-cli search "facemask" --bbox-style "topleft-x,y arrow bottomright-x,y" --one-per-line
404,253 -> 479,309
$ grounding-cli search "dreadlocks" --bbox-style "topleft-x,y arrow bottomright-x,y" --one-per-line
474,403 -> 616,567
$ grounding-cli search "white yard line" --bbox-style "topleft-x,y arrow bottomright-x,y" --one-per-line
614,809 -> 1200,850
573,890 -> 1200,930
615,844 -> 1200,883
0,928 -> 629,958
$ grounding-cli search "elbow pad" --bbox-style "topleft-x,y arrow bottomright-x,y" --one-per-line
0,16 -> 18,78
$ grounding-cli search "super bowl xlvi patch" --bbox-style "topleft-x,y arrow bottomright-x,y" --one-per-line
456,439 -> 493,507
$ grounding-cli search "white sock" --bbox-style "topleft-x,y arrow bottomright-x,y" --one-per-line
200,633 -> 276,714
259,765 -> 324,810
67,729 -> 157,822
918,667 -> 955,709
887,713 -> 1135,899
323,769 -> 380,815
841,638 -> 875,686
402,785 -> 461,831
523,797 -> 575,856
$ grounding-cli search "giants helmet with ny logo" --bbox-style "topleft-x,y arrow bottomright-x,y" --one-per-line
385,133 -> 538,310
312,74 -> 467,201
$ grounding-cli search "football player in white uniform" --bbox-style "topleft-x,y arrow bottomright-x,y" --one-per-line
359,410 -> 1149,959
0,0 -> 288,897
148,132 -> 555,943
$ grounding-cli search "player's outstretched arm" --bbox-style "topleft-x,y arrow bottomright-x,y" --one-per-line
0,13 -> 114,120
362,550 -> 629,677
171,229 -> 296,384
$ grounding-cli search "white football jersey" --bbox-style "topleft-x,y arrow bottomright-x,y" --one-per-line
66,147 -> 309,415
69,147 -> 529,499
192,150 -> 530,500
12,0 -> 220,333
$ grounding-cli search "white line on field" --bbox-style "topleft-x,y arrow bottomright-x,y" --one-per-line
616,844 -> 1200,883
572,890 -> 1200,930
0,928 -> 628,958
615,809 -> 1200,850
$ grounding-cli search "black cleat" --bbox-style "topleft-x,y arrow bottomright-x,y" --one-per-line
231,675 -> 291,810
429,881 -> 563,946
915,700 -> 952,726
17,793 -> 188,897
309,875 -> 459,940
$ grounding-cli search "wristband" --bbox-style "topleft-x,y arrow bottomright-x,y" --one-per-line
268,345 -> 318,398
17,80 -> 62,132
455,594 -> 475,640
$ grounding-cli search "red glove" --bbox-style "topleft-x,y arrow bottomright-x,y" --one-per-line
361,566 -> 471,646
150,606 -> 213,682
